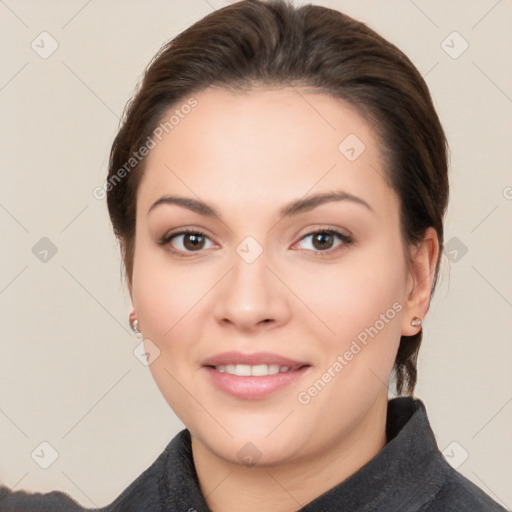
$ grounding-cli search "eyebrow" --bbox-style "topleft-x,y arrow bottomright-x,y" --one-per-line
147,190 -> 374,218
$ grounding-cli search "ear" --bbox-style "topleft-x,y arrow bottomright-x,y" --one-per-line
128,306 -> 137,330
401,227 -> 440,336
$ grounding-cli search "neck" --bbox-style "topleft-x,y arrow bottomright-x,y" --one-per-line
191,394 -> 389,512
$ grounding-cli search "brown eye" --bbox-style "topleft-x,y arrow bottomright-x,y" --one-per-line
295,229 -> 353,254
312,232 -> 335,250
182,233 -> 206,251
159,230 -> 214,255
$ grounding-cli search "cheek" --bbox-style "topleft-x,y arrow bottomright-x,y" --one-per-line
288,251 -> 406,425
281,238 -> 407,373
132,239 -> 215,339
130,244 -> 216,418
294,244 -> 404,326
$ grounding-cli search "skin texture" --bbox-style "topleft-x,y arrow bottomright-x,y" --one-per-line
128,86 -> 439,512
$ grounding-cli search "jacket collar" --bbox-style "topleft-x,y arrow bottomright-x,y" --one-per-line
160,397 -> 445,511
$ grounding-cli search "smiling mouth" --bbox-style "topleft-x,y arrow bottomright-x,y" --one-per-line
208,363 -> 309,376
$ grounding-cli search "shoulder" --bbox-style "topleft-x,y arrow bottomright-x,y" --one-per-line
0,485 -> 90,512
0,431 -> 191,512
99,433 -> 183,512
417,458 -> 508,512
385,397 -> 507,512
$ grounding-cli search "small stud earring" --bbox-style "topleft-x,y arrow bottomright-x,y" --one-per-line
410,316 -> 422,328
130,319 -> 141,335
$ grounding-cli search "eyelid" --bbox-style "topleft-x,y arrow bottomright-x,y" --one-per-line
292,226 -> 354,254
158,227 -> 217,249
294,223 -> 353,241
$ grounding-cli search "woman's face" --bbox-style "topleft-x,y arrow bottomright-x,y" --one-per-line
131,86 -> 420,465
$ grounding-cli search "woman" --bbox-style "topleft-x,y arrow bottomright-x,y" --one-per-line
1,1 -> 507,510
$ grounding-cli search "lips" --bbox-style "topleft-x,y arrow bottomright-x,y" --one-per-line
201,351 -> 311,400
201,351 -> 309,369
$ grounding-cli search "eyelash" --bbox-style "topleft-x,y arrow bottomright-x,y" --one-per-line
157,227 -> 354,258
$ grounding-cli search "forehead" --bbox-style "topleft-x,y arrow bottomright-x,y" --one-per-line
137,86 -> 396,218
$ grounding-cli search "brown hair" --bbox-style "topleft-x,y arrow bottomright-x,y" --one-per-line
106,0 -> 449,396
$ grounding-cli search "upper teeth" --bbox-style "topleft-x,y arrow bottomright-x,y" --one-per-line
214,364 -> 291,376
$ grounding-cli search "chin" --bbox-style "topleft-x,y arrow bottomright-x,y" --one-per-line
205,431 -> 303,467
188,409 -> 315,467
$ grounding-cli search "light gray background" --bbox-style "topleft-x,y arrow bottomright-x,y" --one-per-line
1,0 -> 511,509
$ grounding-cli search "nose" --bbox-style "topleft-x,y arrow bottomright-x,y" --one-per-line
213,248 -> 292,333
